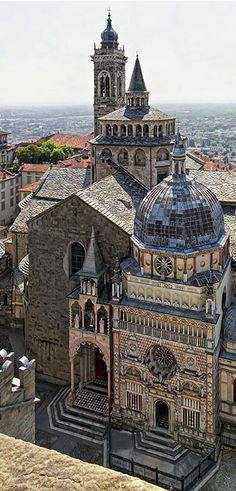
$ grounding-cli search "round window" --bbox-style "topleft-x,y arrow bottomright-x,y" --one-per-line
155,256 -> 172,276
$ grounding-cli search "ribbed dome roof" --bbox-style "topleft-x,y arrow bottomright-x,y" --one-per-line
19,254 -> 29,276
134,174 -> 225,250
223,304 -> 236,342
101,13 -> 118,47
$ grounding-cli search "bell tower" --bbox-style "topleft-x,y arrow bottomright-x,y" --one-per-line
91,12 -> 127,135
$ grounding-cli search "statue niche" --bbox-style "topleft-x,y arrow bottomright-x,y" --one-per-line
97,306 -> 108,334
84,299 -> 95,330
71,301 -> 82,329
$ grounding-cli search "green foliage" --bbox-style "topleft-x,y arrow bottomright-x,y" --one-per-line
17,140 -> 74,164
17,144 -> 42,164
50,148 -> 66,164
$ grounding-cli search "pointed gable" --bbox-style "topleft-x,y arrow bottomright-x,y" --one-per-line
128,56 -> 147,92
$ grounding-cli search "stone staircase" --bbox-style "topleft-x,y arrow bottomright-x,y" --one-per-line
135,428 -> 189,463
48,385 -> 108,444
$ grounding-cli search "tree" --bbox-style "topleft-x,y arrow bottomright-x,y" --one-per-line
50,148 -> 66,164
17,144 -> 42,164
59,144 -> 75,157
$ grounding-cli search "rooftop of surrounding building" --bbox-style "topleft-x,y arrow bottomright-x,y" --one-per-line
20,163 -> 50,173
99,106 -> 174,122
190,170 -> 236,205
0,170 -> 17,181
0,433 -> 159,491
57,157 -> 90,169
42,132 -> 93,150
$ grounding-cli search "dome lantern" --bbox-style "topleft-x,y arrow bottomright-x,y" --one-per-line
101,11 -> 119,48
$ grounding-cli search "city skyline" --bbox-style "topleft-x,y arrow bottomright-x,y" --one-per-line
1,1 -> 236,105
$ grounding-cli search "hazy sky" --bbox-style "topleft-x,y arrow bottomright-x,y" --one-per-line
1,0 -> 236,105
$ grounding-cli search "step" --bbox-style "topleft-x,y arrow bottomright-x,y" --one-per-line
144,430 -> 177,447
58,400 -> 106,431
139,433 -> 186,458
135,433 -> 189,463
50,396 -> 106,441
86,382 -> 108,394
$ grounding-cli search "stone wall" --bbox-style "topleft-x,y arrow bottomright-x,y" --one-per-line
0,433 -> 160,490
94,143 -> 173,189
27,194 -> 131,384
0,350 -> 36,443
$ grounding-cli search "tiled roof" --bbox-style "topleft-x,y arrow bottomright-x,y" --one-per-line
35,167 -> 91,200
78,171 -> 146,234
21,164 -> 50,173
185,155 -> 202,170
47,133 -> 93,150
93,135 -> 173,147
99,106 -> 174,122
19,184 -> 35,192
10,198 -> 59,233
10,167 -> 91,233
190,171 -> 236,205
57,158 -> 90,169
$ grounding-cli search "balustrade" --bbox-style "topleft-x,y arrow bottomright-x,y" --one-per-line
119,318 -> 208,348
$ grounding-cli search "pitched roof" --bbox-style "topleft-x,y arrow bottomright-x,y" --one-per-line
78,170 -> 146,234
190,170 -> 236,205
99,106 -> 174,122
10,167 -> 91,233
128,56 -> 147,92
21,164 -> 50,173
56,158 -> 90,169
46,133 -> 93,150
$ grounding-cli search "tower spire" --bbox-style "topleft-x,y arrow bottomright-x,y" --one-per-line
126,56 -> 149,107
171,129 -> 186,175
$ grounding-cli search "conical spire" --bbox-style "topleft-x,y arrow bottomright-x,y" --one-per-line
128,55 -> 147,92
79,226 -> 105,277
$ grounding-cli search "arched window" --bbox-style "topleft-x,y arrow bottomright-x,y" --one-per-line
158,125 -> 163,137
118,149 -> 129,165
141,98 -> 144,106
143,124 -> 149,137
154,125 -> 157,137
100,76 -> 105,97
84,299 -> 95,330
131,98 -> 134,106
233,380 -> 236,403
105,75 -> 110,97
71,242 -> 85,275
136,125 -> 142,137
134,149 -> 146,166
156,150 -> 169,162
128,125 -> 133,136
136,97 -> 140,106
121,124 -> 126,136
117,76 -> 122,96
106,124 -> 112,136
113,124 -> 118,137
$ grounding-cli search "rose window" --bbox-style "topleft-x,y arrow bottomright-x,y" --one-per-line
146,344 -> 177,379
155,256 -> 172,276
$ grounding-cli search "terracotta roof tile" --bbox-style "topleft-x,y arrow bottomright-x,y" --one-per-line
56,158 -> 90,169
21,164 -> 50,173
48,133 -> 93,150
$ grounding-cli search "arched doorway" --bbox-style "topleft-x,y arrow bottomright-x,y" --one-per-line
156,401 -> 169,429
95,347 -> 107,383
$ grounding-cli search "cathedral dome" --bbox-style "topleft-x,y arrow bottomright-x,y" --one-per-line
134,173 -> 225,251
223,304 -> 236,343
101,13 -> 118,47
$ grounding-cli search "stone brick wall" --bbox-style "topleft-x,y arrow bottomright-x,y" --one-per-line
94,143 -> 173,189
0,351 -> 36,443
27,194 -> 131,384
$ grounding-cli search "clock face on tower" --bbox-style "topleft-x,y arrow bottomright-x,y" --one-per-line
154,256 -> 173,276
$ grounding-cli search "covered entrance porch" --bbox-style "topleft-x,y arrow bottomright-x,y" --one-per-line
69,341 -> 111,415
